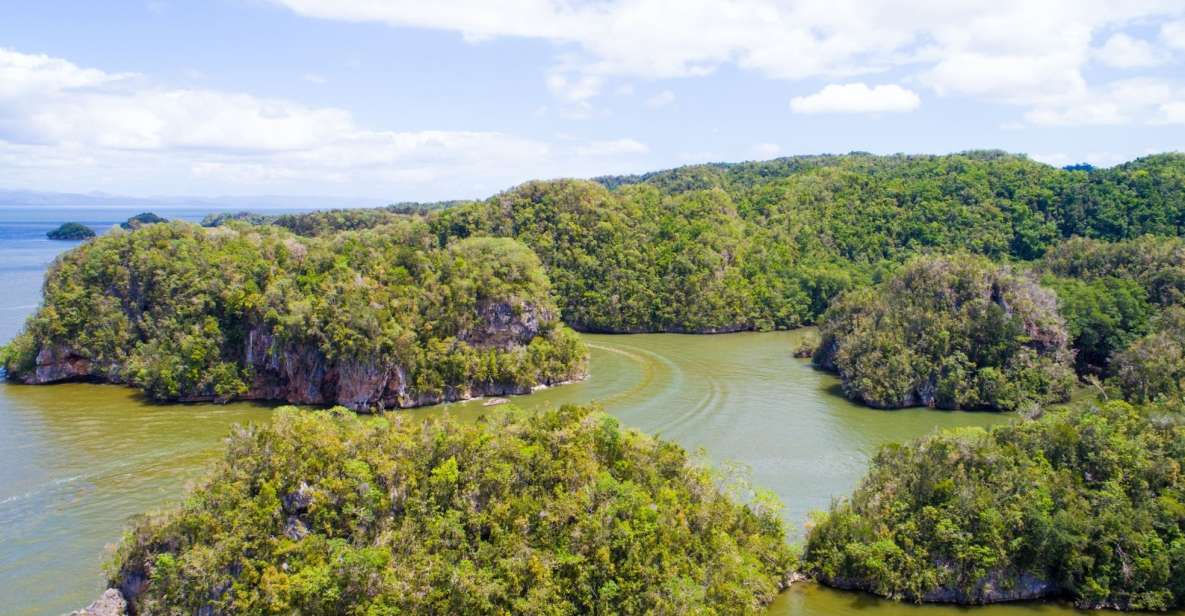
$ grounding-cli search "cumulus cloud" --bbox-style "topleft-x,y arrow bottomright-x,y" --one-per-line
1095,33 -> 1167,68
271,0 -> 1185,124
0,48 -> 132,99
790,83 -> 920,114
1024,78 -> 1185,126
1163,20 -> 1185,49
0,47 -> 654,197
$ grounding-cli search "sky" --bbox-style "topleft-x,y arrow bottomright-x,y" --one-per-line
1,1 -> 1184,201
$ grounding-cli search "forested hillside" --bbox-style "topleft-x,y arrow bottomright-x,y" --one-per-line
242,152 -> 1185,333
812,254 -> 1075,412
804,400 -> 1185,610
107,405 -> 794,614
1,222 -> 586,410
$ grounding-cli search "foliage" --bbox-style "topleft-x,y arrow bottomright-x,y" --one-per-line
813,254 -> 1075,411
46,222 -> 96,240
1111,306 -> 1185,404
433,153 -> 1185,332
1039,235 -> 1185,307
804,401 -> 1185,610
4,221 -> 585,405
201,211 -> 277,227
1040,275 -> 1151,375
178,153 -> 1185,334
108,405 -> 794,615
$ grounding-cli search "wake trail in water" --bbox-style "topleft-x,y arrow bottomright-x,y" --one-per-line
658,368 -> 726,437
584,342 -> 665,407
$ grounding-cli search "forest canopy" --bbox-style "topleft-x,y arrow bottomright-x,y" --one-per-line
107,405 -> 795,615
3,221 -> 586,409
803,401 -> 1185,611
245,152 -> 1185,334
812,254 -> 1075,411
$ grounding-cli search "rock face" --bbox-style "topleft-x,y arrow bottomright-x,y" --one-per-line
232,302 -> 562,411
15,302 -> 579,412
30,344 -> 95,383
72,589 -> 127,616
818,570 -> 1061,605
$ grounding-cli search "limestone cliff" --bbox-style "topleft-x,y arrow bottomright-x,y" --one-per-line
12,300 -> 583,411
3,223 -> 588,411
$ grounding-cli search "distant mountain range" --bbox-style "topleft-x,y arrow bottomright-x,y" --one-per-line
0,189 -> 383,210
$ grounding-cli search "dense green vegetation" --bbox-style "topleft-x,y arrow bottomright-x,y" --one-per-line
200,211 -> 278,227
120,211 -> 167,230
108,404 -> 794,614
228,152 -> 1183,333
1036,236 -> 1185,395
1038,275 -> 1150,376
812,254 -> 1074,411
804,401 -> 1185,610
46,222 -> 95,240
1111,307 -> 1185,404
202,202 -> 466,235
1038,235 -> 1185,308
2,221 -> 585,408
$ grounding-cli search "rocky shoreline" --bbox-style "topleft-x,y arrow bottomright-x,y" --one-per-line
11,301 -> 587,412
71,589 -> 126,616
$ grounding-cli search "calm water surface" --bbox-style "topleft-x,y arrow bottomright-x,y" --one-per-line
0,207 -> 1151,615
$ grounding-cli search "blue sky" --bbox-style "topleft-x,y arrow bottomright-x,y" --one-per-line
1,0 -> 1184,201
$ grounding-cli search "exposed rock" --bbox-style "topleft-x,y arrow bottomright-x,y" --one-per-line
27,345 -> 92,384
281,482 -> 314,514
71,588 -> 126,616
284,516 -> 310,541
483,397 -> 510,407
920,572 -> 1060,604
461,300 -> 551,349
16,301 -> 584,412
238,323 -> 545,411
783,571 -> 810,589
817,569 -> 1061,605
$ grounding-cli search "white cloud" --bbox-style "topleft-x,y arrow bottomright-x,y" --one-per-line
1095,33 -> 1166,68
546,72 -> 601,103
0,48 -> 132,99
0,47 -> 656,198
752,142 -> 781,158
790,83 -> 920,114
575,138 -> 649,157
271,0 -> 1185,121
644,90 -> 675,109
1024,78 -> 1185,126
1163,20 -> 1185,49
1158,101 -> 1185,124
303,72 -> 327,84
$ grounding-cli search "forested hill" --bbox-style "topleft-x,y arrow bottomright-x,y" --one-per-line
206,152 -> 1185,333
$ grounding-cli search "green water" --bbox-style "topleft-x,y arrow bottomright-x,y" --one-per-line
0,330 -> 1113,614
